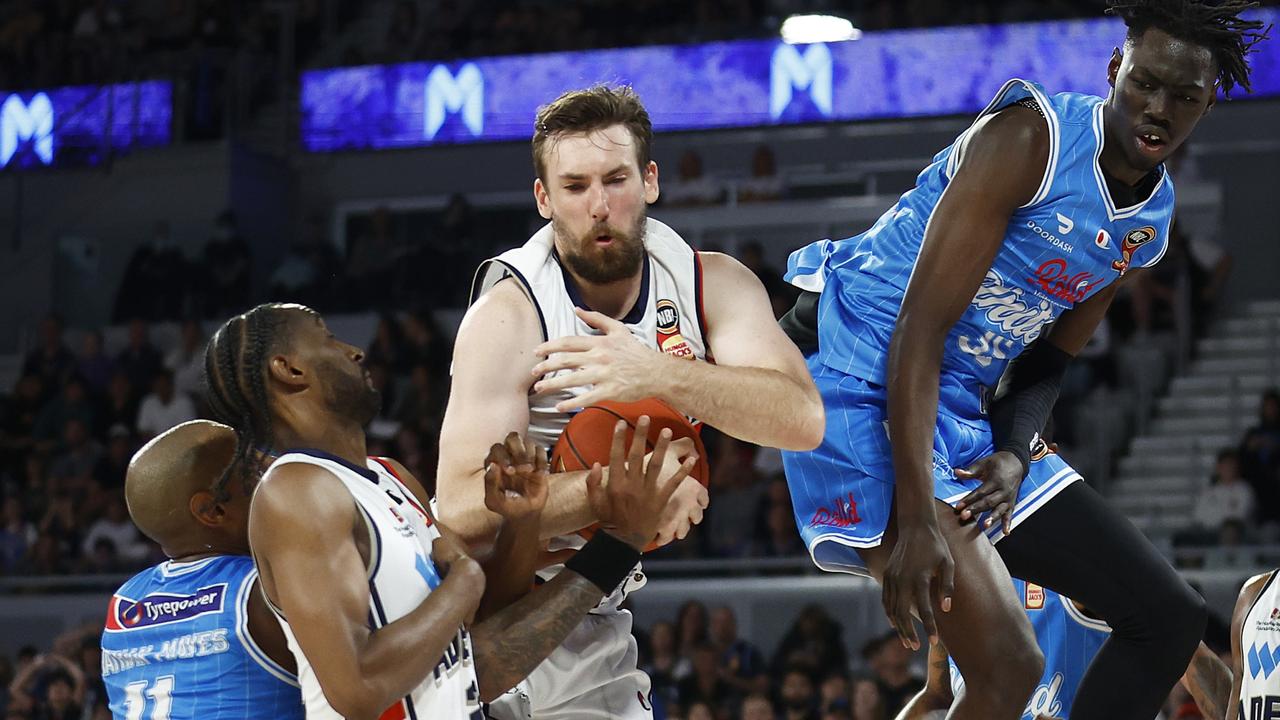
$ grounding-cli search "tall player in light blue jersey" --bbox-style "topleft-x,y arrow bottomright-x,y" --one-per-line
101,419 -> 303,720
778,1 -> 1268,717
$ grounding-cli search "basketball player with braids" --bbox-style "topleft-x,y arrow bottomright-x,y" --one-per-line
778,2 -> 1268,718
437,85 -> 824,719
203,303 -> 694,719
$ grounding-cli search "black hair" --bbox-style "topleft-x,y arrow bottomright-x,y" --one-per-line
203,303 -> 316,500
1108,0 -> 1271,96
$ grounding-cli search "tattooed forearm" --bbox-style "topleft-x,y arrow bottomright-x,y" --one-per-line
1182,645 -> 1232,720
469,571 -> 603,701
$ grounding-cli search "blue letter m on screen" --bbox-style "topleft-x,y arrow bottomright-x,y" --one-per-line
424,63 -> 483,140
1,92 -> 54,168
770,44 -> 833,120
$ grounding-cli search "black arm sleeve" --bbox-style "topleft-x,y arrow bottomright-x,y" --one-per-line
778,290 -> 820,354
988,339 -> 1072,474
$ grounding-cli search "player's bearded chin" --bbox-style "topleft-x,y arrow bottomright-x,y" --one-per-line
555,211 -> 646,285
318,359 -> 382,427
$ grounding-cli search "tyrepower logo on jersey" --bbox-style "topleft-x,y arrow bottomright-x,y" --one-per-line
654,299 -> 694,360
105,584 -> 227,631
809,493 -> 862,528
1025,219 -> 1074,254
1028,259 -> 1095,304
1111,226 -> 1157,276
970,270 -> 1055,344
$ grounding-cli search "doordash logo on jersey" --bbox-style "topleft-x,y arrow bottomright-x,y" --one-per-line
1025,219 -> 1074,254
105,585 -> 227,631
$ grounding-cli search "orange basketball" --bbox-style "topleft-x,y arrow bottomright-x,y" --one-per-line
551,398 -> 709,551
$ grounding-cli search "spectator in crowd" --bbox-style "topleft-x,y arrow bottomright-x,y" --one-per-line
0,496 -> 35,573
92,425 -> 134,491
33,491 -> 79,574
677,600 -> 711,660
75,331 -> 114,397
80,495 -> 148,566
366,313 -> 409,373
48,418 -> 101,483
395,363 -> 444,429
21,316 -> 73,400
643,621 -> 686,713
113,223 -> 189,322
773,605 -> 848,677
818,672 -> 851,718
114,320 -> 163,400
135,369 -> 197,440
737,145 -> 784,203
861,632 -> 923,717
742,693 -> 776,720
755,501 -> 807,558
707,435 -> 765,557
31,378 -> 95,451
400,311 -> 452,377
1194,449 -> 1257,537
269,213 -> 339,310
710,606 -> 768,698
165,319 -> 206,400
1242,389 -> 1280,518
1132,221 -> 1232,342
663,150 -> 725,207
1,374 -> 44,470
778,666 -> 818,720
201,211 -> 252,318
677,642 -> 735,718
686,700 -> 716,720
850,676 -> 886,720
6,653 -> 84,720
97,372 -> 139,439
346,207 -> 401,309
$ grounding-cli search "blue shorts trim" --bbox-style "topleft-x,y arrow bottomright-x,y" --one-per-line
783,361 -> 1082,577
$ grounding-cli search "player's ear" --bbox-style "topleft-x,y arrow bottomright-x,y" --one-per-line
189,490 -> 227,527
643,161 -> 660,204
1108,48 -> 1122,88
534,178 -> 553,220
267,353 -> 306,387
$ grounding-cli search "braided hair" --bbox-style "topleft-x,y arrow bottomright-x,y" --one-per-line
1107,0 -> 1271,96
203,303 -> 316,500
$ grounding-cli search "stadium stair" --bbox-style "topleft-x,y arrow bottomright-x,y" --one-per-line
1109,299 -> 1280,540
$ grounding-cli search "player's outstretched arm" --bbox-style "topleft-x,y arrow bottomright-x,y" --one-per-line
1181,641 -> 1232,720
895,639 -> 955,720
529,256 -> 825,451
881,103 -> 1049,650
1220,572 -> 1271,720
249,464 -> 485,719
467,418 -> 693,700
436,279 -> 604,546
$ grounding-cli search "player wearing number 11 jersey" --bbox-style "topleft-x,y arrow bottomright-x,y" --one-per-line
101,420 -> 303,720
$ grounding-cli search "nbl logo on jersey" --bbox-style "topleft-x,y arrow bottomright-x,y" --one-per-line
655,299 -> 694,360
105,584 -> 227,631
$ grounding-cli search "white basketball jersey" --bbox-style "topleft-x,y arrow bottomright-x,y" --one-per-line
1239,570 -> 1280,718
471,217 -> 711,451
266,451 -> 482,720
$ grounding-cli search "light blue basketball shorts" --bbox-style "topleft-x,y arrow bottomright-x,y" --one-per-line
782,360 -> 1082,576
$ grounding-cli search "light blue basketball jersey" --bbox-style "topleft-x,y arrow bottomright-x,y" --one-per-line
101,555 -> 303,720
787,78 -> 1175,410
949,579 -> 1111,718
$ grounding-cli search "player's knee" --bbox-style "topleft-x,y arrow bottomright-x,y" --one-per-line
963,636 -> 1043,711
1160,582 -> 1207,655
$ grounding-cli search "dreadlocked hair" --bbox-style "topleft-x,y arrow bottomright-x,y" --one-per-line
1107,0 -> 1271,96
203,303 -> 316,501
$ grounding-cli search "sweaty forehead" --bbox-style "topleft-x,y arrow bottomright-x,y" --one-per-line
546,126 -> 639,176
1126,27 -> 1217,87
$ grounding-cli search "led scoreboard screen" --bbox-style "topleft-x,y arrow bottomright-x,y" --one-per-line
301,10 -> 1280,153
0,81 -> 171,172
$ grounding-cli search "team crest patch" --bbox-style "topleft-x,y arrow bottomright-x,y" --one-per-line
1025,583 -> 1046,610
655,298 -> 694,360
105,584 -> 227,631
1111,226 -> 1157,276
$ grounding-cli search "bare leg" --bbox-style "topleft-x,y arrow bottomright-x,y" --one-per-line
862,499 -> 1043,720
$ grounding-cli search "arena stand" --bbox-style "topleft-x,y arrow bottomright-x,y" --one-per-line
4,2 -> 1280,719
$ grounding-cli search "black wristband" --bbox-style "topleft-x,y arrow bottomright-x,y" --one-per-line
564,532 -> 642,594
